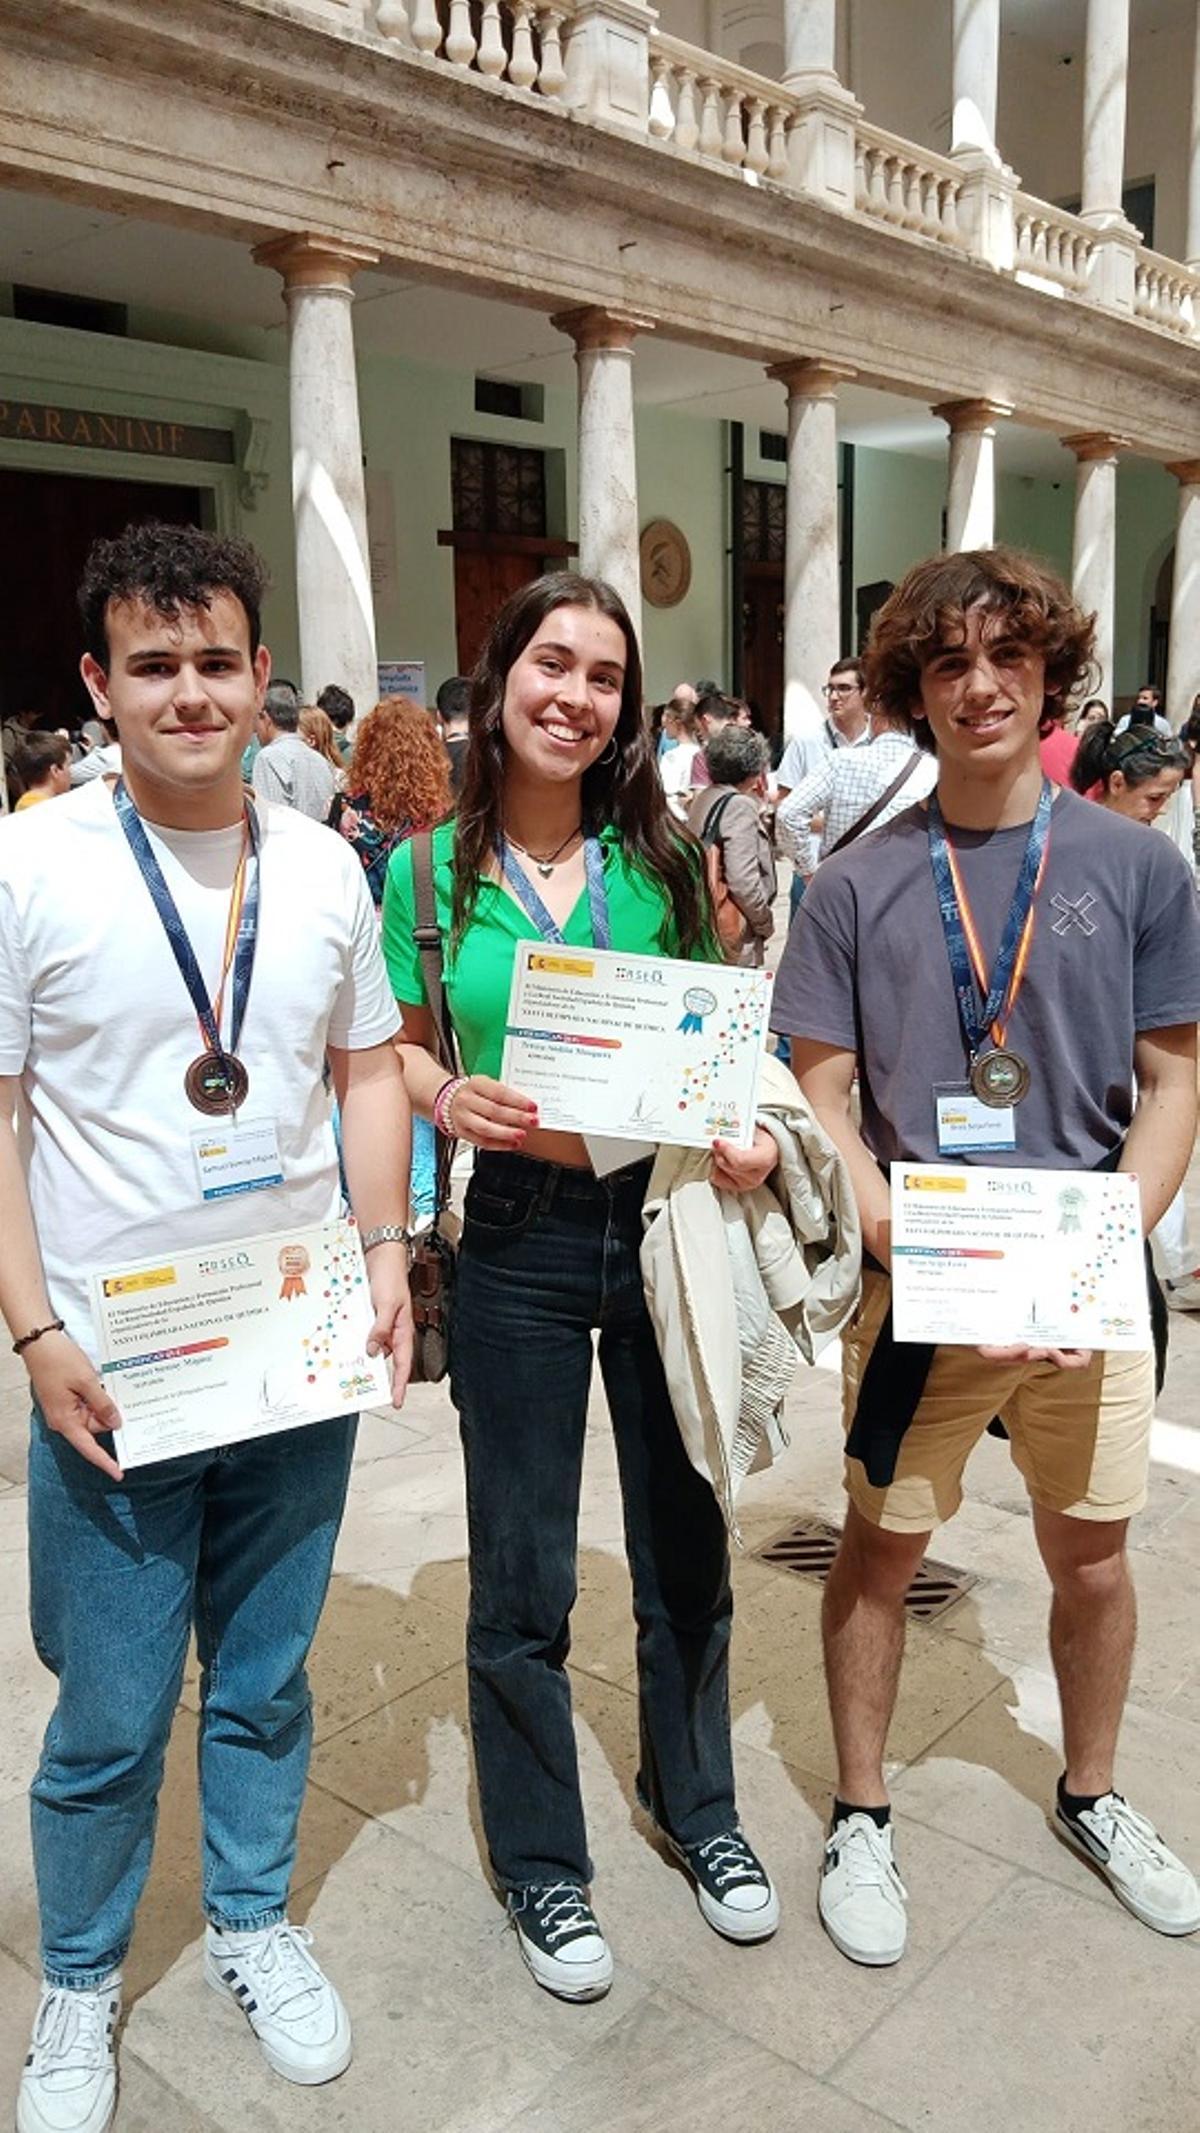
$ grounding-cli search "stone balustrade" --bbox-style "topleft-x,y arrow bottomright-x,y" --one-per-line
1013,197 -> 1094,294
1132,246 -> 1200,337
853,123 -> 967,251
376,0 -> 570,100
300,0 -> 1200,337
647,35 -> 790,181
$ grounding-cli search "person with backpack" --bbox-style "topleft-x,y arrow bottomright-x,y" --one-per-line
686,724 -> 777,964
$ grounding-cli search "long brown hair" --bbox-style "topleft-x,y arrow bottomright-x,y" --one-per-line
347,697 -> 452,833
452,573 -> 709,952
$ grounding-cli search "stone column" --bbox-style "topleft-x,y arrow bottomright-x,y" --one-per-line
951,0 -> 1000,159
1065,432 -> 1127,704
253,234 -> 379,715
782,0 -> 838,84
552,307 -> 653,632
934,398 -> 1013,552
1167,460 -> 1200,726
1081,0 -> 1131,225
1187,8 -> 1200,269
768,359 -> 855,742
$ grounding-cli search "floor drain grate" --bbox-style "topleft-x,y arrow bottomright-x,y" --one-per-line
752,1516 -> 977,1622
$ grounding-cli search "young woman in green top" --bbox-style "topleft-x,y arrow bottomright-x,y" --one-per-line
381,573 -> 779,2003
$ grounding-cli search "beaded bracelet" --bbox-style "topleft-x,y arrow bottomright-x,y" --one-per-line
12,1318 -> 65,1356
433,1074 -> 468,1138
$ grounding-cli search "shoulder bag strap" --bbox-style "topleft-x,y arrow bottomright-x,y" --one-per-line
410,832 -> 460,1215
827,750 -> 922,858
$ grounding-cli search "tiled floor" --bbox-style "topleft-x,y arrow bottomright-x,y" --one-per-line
3,1173 -> 1200,2133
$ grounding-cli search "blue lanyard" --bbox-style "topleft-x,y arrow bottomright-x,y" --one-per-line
927,780 -> 1053,1059
496,834 -> 612,950
112,777 -> 261,1061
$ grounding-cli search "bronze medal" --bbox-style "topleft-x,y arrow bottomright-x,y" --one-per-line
185,1051 -> 250,1116
970,1048 -> 1030,1109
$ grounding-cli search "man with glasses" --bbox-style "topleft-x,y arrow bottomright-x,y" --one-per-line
775,660 -> 872,912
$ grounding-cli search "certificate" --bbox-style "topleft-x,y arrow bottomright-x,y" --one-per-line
890,1163 -> 1150,1350
89,1218 -> 391,1469
501,945 -> 769,1150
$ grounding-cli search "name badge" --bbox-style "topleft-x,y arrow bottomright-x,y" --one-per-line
933,1083 -> 1016,1156
191,1118 -> 285,1203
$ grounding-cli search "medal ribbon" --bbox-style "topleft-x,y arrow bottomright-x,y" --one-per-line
112,777 -> 261,1065
496,833 -> 612,950
927,780 -> 1053,1061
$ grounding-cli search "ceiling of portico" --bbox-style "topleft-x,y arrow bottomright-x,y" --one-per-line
0,187 -> 1086,484
1001,0 -> 1187,51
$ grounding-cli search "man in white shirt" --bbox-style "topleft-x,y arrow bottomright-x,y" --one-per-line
0,521 -> 413,2133
778,703 -> 938,863
252,687 -> 337,819
774,659 -> 873,909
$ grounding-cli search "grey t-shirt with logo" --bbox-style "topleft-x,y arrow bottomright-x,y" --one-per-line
772,786 -> 1200,1169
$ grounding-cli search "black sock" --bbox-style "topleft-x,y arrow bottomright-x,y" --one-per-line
1058,1774 -> 1106,1820
832,1798 -> 891,1832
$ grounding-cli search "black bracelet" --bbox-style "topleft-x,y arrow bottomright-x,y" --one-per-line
12,1319 -> 65,1356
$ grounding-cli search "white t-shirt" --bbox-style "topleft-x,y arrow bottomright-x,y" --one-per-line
0,779 -> 400,1355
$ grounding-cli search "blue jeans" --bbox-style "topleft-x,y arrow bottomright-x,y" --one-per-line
410,1112 -> 437,1221
451,1152 -> 735,1891
28,1408 -> 357,1987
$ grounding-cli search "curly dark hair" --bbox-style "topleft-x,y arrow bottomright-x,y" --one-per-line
452,573 -> 710,955
78,521 -> 269,665
864,546 -> 1097,750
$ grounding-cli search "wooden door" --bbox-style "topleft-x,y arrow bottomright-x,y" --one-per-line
741,568 -> 784,742
453,546 -> 541,676
0,469 -> 203,729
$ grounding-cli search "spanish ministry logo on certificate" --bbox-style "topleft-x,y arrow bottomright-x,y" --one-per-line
502,945 -> 770,1150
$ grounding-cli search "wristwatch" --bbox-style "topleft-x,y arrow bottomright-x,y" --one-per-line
359,1224 -> 418,1255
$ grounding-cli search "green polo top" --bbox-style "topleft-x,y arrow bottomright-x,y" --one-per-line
381,820 -> 714,1079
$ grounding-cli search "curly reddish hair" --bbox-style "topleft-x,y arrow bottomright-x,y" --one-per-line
346,697 -> 451,834
864,546 -> 1097,751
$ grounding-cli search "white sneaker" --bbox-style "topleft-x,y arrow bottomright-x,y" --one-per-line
205,1922 -> 352,2084
1054,1792 -> 1200,1935
818,1814 -> 908,1966
508,1883 -> 614,2002
1165,1270 -> 1200,1311
17,1977 -> 120,2133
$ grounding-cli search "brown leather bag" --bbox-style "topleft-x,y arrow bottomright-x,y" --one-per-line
407,833 -> 458,1384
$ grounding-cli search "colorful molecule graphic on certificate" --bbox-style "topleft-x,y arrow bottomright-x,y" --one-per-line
502,945 -> 771,1150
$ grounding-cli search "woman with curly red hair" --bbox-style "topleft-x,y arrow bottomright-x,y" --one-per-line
331,697 -> 452,1224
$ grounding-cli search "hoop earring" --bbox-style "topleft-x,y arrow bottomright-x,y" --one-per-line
597,737 -> 618,767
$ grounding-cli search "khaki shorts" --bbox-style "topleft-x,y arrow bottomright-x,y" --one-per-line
841,1271 -> 1154,1533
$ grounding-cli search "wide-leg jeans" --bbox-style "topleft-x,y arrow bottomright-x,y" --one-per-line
27,1407 -> 356,1987
451,1151 -> 735,1892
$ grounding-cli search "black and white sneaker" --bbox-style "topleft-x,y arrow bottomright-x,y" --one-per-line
508,1882 -> 614,2001
670,1827 -> 780,1944
205,1921 -> 352,2084
18,1976 -> 120,2133
1054,1791 -> 1200,1936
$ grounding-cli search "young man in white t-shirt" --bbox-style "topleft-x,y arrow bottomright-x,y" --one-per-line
0,523 -> 414,2133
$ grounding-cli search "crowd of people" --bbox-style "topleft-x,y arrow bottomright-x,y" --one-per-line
2,521 -> 1199,2133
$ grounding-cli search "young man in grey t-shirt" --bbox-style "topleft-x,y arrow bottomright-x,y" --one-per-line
773,546 -> 1200,1968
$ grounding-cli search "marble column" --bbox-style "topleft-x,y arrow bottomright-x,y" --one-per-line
768,359 -> 855,742
782,0 -> 838,84
935,398 -> 1012,552
951,0 -> 1001,159
253,233 -> 379,715
1065,432 -> 1126,703
1081,0 -> 1131,225
552,306 -> 652,632
1186,6 -> 1200,268
1167,459 -> 1200,726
